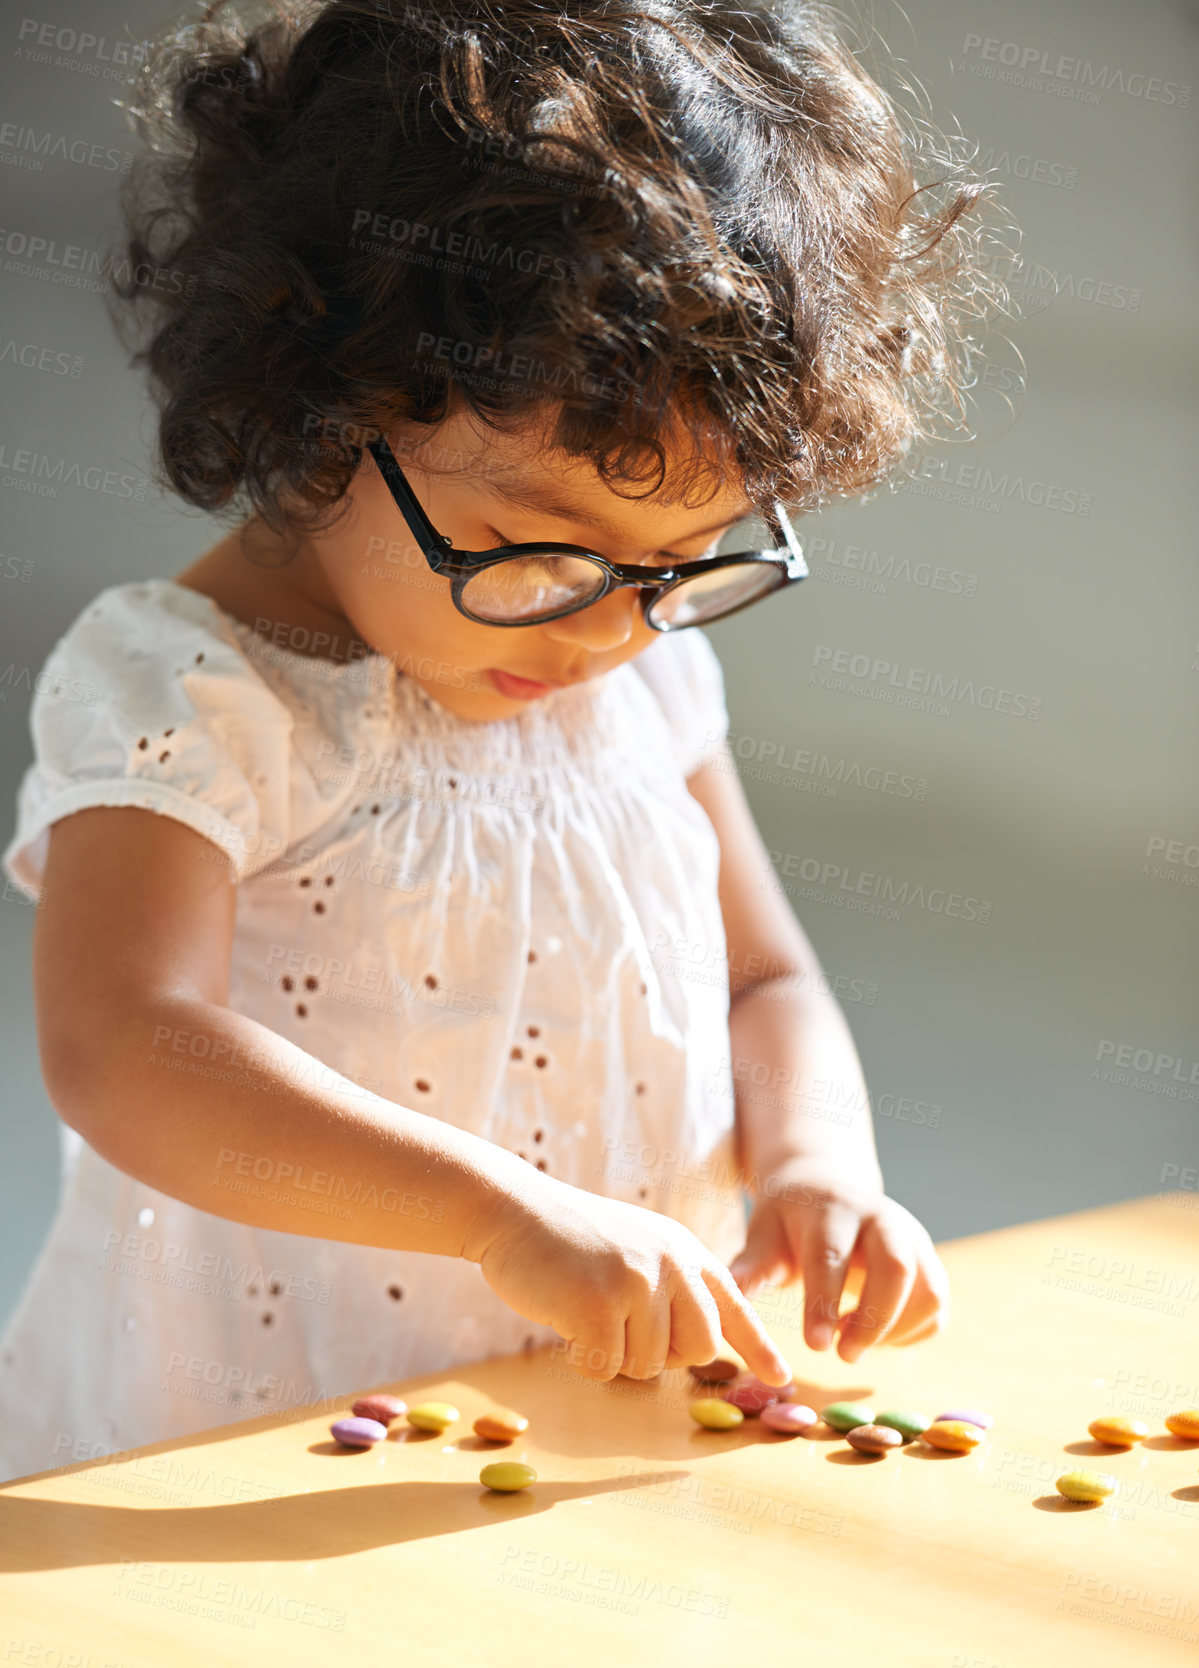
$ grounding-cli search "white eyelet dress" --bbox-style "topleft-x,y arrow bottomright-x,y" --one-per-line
0,577 -> 747,1482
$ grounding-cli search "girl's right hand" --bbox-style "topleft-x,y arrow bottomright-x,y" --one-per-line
467,1172 -> 794,1386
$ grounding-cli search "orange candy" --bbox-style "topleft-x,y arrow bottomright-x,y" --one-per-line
473,1409 -> 530,1442
1088,1416 -> 1148,1447
1165,1410 -> 1199,1440
922,1419 -> 985,1453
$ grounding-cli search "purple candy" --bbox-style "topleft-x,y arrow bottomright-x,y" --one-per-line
331,1416 -> 388,1448
935,1408 -> 993,1430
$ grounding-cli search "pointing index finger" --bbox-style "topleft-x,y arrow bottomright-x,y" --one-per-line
703,1265 -> 792,1386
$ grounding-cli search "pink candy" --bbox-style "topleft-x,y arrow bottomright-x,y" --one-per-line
719,1376 -> 783,1414
760,1401 -> 819,1435
352,1394 -> 407,1425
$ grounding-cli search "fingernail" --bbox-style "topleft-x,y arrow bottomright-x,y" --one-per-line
809,1321 -> 833,1349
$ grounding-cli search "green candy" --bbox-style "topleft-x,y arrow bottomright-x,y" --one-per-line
480,1461 -> 538,1493
820,1401 -> 875,1432
874,1409 -> 931,1442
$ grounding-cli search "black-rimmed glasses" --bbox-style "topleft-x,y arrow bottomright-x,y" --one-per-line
366,435 -> 807,631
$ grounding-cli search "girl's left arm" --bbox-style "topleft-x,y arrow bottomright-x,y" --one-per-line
686,743 -> 951,1363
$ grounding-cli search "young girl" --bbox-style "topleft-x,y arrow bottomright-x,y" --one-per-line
0,0 -> 998,1481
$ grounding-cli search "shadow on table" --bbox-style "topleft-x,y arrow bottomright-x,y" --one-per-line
0,1466 -> 705,1573
0,1365 -> 878,1574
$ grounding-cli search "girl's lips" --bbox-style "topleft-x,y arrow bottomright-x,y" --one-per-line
487,668 -> 561,699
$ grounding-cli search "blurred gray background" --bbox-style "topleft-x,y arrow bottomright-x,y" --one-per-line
1,0 -> 1196,1335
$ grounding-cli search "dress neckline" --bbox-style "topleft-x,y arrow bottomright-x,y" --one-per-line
166,576 -> 392,679
154,576 -> 621,741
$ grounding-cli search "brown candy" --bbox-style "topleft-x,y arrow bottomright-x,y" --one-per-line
351,1394 -> 407,1425
473,1408 -> 530,1442
689,1358 -> 739,1383
846,1422 -> 904,1455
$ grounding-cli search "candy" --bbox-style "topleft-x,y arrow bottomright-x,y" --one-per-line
820,1402 -> 875,1433
406,1401 -> 459,1432
481,1461 -> 537,1493
1056,1469 -> 1118,1503
921,1420 -> 985,1453
330,1416 -> 387,1448
1088,1416 -> 1148,1447
846,1422 -> 904,1455
737,1375 -> 801,1402
874,1410 -> 931,1442
689,1359 -> 740,1383
1165,1410 -> 1199,1440
934,1408 -> 993,1430
719,1376 -> 781,1414
690,1398 -> 746,1430
351,1394 -> 407,1425
760,1402 -> 819,1435
474,1409 -> 529,1441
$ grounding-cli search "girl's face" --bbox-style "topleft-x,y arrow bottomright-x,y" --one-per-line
273,403 -> 756,720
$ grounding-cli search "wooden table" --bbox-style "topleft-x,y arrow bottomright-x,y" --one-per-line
2,1192 -> 1197,1666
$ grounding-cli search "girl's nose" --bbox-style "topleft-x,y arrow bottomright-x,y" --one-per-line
541,584 -> 644,652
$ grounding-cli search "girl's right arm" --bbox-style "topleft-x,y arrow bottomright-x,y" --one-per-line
34,807 -> 791,1386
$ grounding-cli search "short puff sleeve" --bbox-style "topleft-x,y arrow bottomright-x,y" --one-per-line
630,626 -> 731,778
1,582 -> 293,900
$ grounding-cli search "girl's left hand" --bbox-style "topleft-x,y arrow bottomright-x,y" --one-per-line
727,1154 -> 951,1361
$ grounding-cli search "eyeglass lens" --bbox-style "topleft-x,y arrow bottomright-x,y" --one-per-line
458,553 -> 780,627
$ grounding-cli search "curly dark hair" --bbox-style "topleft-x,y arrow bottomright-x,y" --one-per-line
108,0 -> 1014,541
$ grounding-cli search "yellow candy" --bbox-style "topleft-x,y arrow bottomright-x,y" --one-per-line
690,1397 -> 745,1430
1056,1469 -> 1118,1503
1088,1416 -> 1148,1447
406,1401 -> 459,1432
480,1461 -> 537,1492
1165,1409 -> 1199,1440
921,1420 -> 984,1453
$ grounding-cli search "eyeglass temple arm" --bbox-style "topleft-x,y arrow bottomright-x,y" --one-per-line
769,499 -> 808,579
369,434 -> 806,580
366,435 -> 451,560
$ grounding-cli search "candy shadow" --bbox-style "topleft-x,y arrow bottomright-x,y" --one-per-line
825,1448 -> 885,1465
1062,1439 -> 1133,1457
1144,1435 -> 1199,1452
1032,1494 -> 1102,1511
900,1444 -> 967,1460
1172,1484 -> 1199,1503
